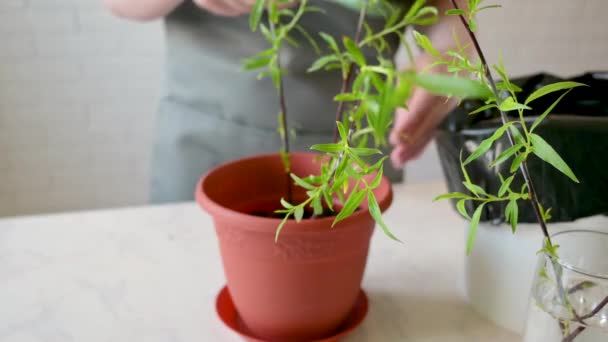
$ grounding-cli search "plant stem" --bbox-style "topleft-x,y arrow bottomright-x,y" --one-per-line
269,15 -> 293,203
579,295 -> 608,321
562,326 -> 585,342
450,2 -> 608,339
333,0 -> 368,142
448,0 -> 552,246
278,59 -> 293,202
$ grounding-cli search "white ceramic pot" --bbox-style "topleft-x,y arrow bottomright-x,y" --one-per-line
464,215 -> 608,334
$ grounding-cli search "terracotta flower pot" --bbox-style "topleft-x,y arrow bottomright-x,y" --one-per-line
196,152 -> 392,341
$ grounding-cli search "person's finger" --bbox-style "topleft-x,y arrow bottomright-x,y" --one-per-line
389,106 -> 424,147
222,0 -> 252,14
390,129 -> 435,168
193,0 -> 244,16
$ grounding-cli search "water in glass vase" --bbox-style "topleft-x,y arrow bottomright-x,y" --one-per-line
523,230 -> 608,342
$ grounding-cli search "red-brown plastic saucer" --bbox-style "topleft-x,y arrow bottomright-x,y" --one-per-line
216,286 -> 369,342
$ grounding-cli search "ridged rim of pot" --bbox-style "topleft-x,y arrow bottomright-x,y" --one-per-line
195,152 -> 393,234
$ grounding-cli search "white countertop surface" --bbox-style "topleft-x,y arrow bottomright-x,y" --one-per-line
0,181 -> 519,342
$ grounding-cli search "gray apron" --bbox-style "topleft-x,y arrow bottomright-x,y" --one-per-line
151,0 -> 407,203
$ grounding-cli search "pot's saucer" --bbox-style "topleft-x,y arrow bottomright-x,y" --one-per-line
215,286 -> 368,342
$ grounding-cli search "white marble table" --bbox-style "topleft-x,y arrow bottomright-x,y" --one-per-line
0,182 -> 519,342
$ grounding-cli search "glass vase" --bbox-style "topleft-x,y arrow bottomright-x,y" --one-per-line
523,230 -> 608,342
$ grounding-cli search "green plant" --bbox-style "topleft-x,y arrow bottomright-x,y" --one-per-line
243,0 -> 605,338
244,0 -> 488,241
427,1 -> 605,340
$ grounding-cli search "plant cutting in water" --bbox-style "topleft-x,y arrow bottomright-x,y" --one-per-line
429,1 -> 607,340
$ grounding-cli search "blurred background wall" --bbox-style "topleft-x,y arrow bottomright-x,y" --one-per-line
0,0 -> 607,217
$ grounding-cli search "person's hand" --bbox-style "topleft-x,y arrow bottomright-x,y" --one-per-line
389,88 -> 457,169
193,0 -> 296,16
193,0 -> 257,16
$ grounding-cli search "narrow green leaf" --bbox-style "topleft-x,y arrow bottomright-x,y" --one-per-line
249,0 -> 265,31
490,143 -> 523,167
408,72 -> 493,99
410,6 -> 438,25
504,198 -> 512,224
530,133 -> 579,183
509,125 -> 526,145
456,199 -> 471,220
348,151 -> 367,169
350,147 -> 382,156
433,192 -> 469,202
468,18 -> 477,32
506,199 -> 518,233
469,103 -> 497,115
345,165 -> 363,180
498,175 -> 514,196
333,93 -> 362,102
412,30 -> 439,57
530,89 -> 572,132
242,57 -> 270,71
311,143 -> 344,153
280,198 -> 293,209
492,64 -> 510,88
460,150 -> 472,185
334,156 -> 350,180
284,34 -> 299,48
544,207 -> 552,221
496,81 -> 523,93
368,190 -> 400,242
463,181 -> 486,196
343,36 -> 365,66
466,203 -> 485,255
279,147 -> 290,172
445,8 -> 466,16
333,189 -> 366,227
312,195 -> 323,216
336,121 -> 348,141
525,81 -> 587,105
259,24 -> 272,42
290,173 -> 315,190
510,152 -> 526,173
404,0 -> 425,22
319,32 -> 339,52
291,205 -> 302,222
308,55 -> 339,73
268,0 -> 278,23
370,166 -> 383,189
464,121 -> 515,165
322,190 -> 334,211
499,97 -> 531,112
392,76 -> 412,109
367,156 -> 387,172
275,215 -> 290,242
294,24 -> 321,54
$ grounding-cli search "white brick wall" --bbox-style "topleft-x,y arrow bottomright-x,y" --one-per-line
0,0 -> 607,216
0,0 -> 163,217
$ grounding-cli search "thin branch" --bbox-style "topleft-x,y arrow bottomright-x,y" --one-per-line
568,281 -> 596,295
579,295 -> 608,321
562,326 -> 585,342
269,14 -> 293,202
333,0 -> 368,142
449,0 -> 552,247
449,3 -> 608,341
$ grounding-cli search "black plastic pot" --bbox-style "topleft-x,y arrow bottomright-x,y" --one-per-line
436,72 -> 608,223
